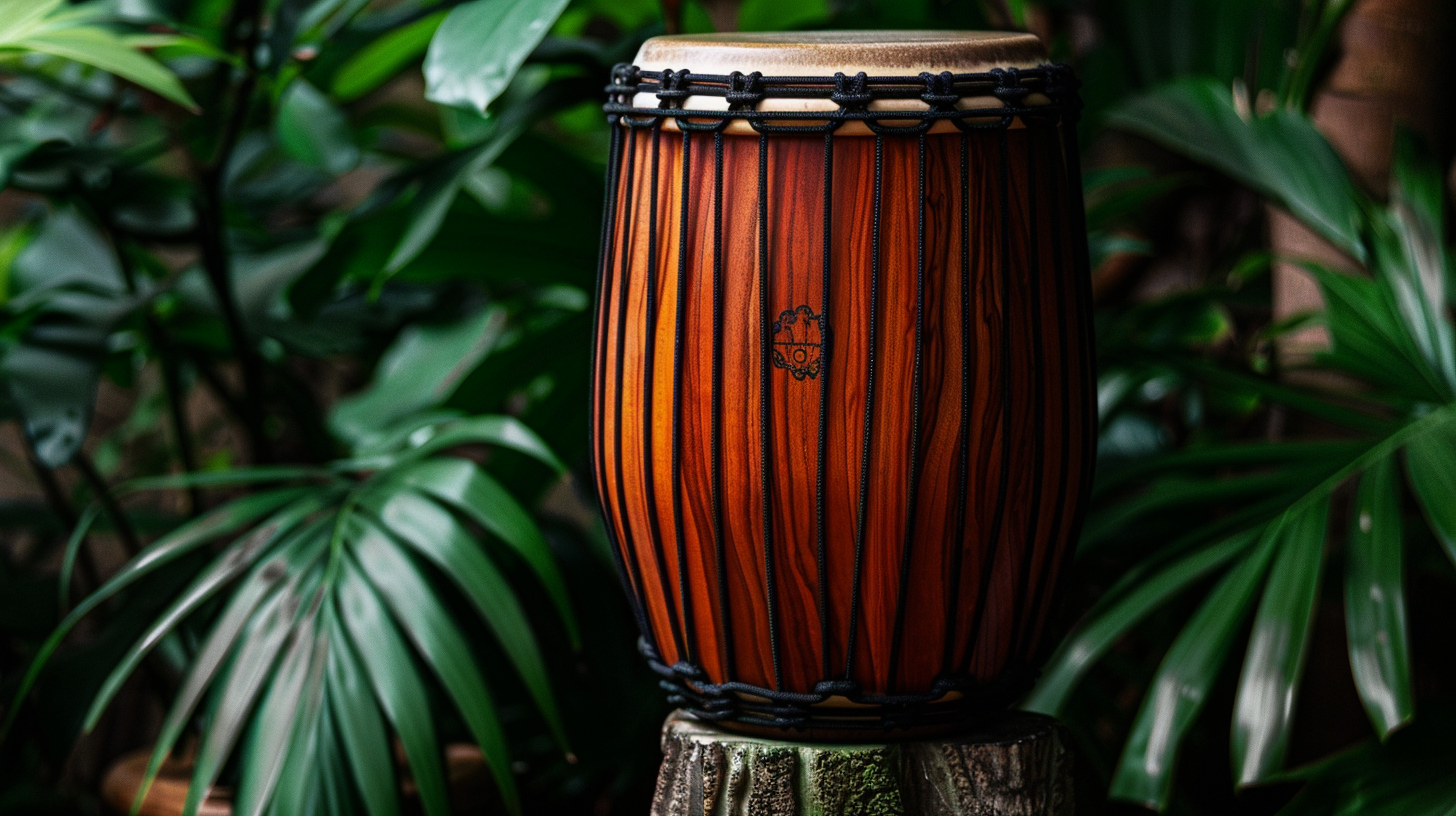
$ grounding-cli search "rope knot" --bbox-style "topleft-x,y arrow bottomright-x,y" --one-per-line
655,68 -> 692,108
725,71 -> 764,109
605,63 -> 640,97
830,72 -> 873,109
919,71 -> 960,109
990,67 -> 1030,105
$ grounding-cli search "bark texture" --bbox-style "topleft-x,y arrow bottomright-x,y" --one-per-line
650,711 -> 1072,816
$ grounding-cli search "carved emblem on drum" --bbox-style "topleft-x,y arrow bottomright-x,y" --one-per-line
771,305 -> 824,380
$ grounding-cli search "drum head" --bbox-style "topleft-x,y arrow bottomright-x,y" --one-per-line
633,31 -> 1046,77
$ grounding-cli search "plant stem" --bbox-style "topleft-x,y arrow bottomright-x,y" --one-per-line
25,453 -> 101,590
73,452 -> 141,558
107,235 -> 204,515
190,0 -> 274,464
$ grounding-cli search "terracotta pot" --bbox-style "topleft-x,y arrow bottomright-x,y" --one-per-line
101,744 -> 490,815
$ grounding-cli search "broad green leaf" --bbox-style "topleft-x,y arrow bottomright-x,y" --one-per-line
1275,708 -> 1456,816
1160,356 -> 1391,434
1232,496 -> 1331,785
123,466 -> 333,491
337,563 -> 451,816
83,495 -> 325,731
2,487 -> 312,738
1344,455 -> 1414,738
1110,519 -> 1284,809
1081,468 -> 1322,551
327,617 -> 400,816
233,602 -> 328,816
9,25 -> 197,110
1371,133 -> 1456,394
1312,264 -> 1450,403
351,524 -> 520,811
180,583 -> 303,816
391,457 -> 577,644
2,341 -> 101,468
378,77 -> 582,277
1107,80 -> 1366,261
1027,531 -> 1255,715
328,306 -> 507,446
58,504 -> 102,606
365,490 -> 565,741
406,414 -> 566,472
10,207 -> 124,302
1405,413 -> 1456,569
276,79 -> 359,175
423,0 -> 570,113
314,707 -> 352,816
738,0 -> 830,31
134,526 -> 328,812
0,0 -> 67,42
332,11 -> 447,102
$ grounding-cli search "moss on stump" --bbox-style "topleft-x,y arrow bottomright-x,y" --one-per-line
651,711 -> 1072,816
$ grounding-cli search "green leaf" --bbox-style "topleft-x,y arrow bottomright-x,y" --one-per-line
1275,707 -> 1456,816
391,457 -> 577,645
8,24 -> 198,111
1344,454 -> 1414,739
1311,263 -> 1450,402
404,414 -> 565,472
1026,531 -> 1256,715
233,601 -> 328,816
327,617 -> 401,816
423,0 -> 570,113
1232,496 -> 1330,785
1081,468 -> 1322,551
1107,79 -> 1366,261
332,11 -> 447,102
82,495 -> 325,732
2,486 -> 312,739
1110,518 -> 1284,809
276,79 -> 359,175
2,341 -> 101,468
181,582 -> 305,816
350,523 -> 520,811
1404,413 -> 1456,570
328,306 -> 507,446
365,490 -> 566,742
377,77 -> 583,277
132,525 -> 328,814
336,562 -> 451,816
1368,133 -> 1456,394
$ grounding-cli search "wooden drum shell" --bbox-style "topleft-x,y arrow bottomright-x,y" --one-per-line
591,67 -> 1094,733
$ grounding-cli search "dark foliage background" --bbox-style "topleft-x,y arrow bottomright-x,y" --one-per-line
1,0 -> 1454,814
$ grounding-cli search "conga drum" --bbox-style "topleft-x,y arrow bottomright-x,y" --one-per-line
590,31 -> 1094,735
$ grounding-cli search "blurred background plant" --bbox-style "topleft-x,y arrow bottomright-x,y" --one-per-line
1,0 -> 1453,814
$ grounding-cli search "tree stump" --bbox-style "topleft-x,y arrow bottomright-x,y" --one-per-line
650,710 -> 1072,816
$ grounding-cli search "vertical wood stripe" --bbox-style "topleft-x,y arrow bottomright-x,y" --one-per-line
597,120 -> 1093,704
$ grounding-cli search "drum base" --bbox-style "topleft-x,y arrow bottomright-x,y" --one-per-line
650,709 -> 1073,816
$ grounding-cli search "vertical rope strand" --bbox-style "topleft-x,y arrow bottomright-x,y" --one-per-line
846,134 -> 884,681
758,132 -> 782,691
593,124 -> 654,639
609,130 -> 658,652
816,130 -> 834,682
671,128 -> 697,668
1009,124 -> 1048,659
887,132 -> 928,685
643,123 -> 688,663
941,132 -> 973,674
710,130 -> 735,679
1016,122 -> 1075,659
959,126 -> 1015,676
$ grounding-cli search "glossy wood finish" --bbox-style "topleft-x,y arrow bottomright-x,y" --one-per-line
591,115 -> 1093,729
